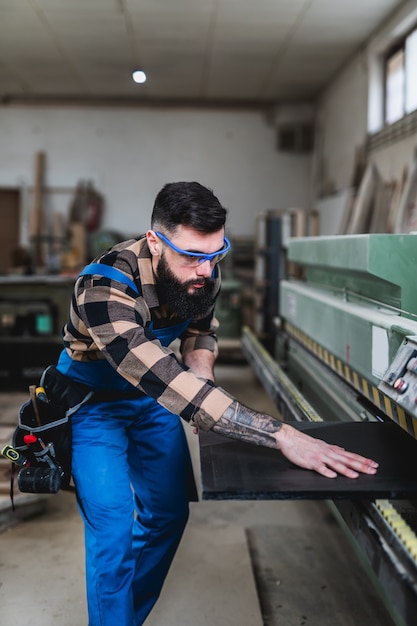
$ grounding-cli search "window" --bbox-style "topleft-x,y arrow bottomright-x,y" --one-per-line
384,26 -> 417,125
385,48 -> 405,124
405,28 -> 417,114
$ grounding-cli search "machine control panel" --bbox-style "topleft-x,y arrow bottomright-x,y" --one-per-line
379,336 -> 417,418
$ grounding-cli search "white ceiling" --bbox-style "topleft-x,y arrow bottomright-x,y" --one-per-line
0,0 -> 405,107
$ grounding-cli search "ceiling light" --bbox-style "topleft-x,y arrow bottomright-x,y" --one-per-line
132,70 -> 147,84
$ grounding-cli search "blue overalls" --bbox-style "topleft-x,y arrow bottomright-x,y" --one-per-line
57,264 -> 195,626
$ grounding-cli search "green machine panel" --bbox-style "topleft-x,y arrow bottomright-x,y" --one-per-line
287,234 -> 417,316
279,234 -> 417,434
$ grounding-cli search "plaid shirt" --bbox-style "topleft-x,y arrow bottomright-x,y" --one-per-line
62,236 -> 233,424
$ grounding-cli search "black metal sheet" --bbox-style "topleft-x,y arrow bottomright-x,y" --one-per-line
199,421 -> 417,500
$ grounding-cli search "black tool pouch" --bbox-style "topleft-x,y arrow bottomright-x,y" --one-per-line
12,365 -> 93,493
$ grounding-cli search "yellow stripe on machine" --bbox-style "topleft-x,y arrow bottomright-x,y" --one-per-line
285,324 -> 417,439
376,500 -> 417,561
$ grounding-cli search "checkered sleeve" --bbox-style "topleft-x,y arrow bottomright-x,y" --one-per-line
74,276 -> 232,424
180,312 -> 219,360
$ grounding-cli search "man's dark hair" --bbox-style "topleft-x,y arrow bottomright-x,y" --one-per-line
151,181 -> 227,234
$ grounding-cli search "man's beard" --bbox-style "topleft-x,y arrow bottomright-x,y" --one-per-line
156,253 -> 217,319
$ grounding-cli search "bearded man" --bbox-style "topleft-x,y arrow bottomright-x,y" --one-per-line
57,181 -> 378,626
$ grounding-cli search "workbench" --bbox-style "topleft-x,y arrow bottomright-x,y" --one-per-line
0,275 -> 74,387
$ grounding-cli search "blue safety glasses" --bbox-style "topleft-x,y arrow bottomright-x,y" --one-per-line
155,231 -> 231,267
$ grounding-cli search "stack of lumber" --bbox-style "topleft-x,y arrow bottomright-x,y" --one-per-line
339,151 -> 417,235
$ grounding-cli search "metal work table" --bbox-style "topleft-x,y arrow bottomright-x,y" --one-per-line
0,274 -> 74,386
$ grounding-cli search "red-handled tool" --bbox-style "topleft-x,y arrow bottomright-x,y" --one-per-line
23,434 -> 46,452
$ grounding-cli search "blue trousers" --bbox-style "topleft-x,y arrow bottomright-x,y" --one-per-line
71,395 -> 191,626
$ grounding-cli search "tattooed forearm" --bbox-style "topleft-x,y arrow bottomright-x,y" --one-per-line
212,400 -> 283,449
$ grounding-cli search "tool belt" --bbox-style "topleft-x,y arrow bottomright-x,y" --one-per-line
2,366 -> 93,498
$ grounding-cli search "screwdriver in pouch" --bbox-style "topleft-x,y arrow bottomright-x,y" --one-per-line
23,434 -> 58,469
35,386 -> 48,403
23,434 -> 46,451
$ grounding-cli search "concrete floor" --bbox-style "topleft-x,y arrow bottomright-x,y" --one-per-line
0,364 -> 396,626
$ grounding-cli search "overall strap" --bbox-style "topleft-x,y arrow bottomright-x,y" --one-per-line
79,263 -> 140,295
80,263 -> 192,344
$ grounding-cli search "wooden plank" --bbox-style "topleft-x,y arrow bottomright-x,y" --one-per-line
28,151 -> 45,238
387,167 -> 408,233
291,209 -> 307,237
349,142 -> 367,189
28,151 -> 46,267
308,209 -> 320,236
347,162 -> 380,234
394,155 -> 417,233
338,188 -> 356,235
369,180 -> 392,233
339,144 -> 367,235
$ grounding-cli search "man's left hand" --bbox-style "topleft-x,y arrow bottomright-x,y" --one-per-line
275,423 -> 379,479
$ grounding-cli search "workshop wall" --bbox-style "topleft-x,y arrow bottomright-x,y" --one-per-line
0,107 -> 311,241
314,53 -> 369,196
312,1 -> 417,233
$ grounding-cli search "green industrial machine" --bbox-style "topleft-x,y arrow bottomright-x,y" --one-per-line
242,234 -> 417,626
280,234 -> 417,436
